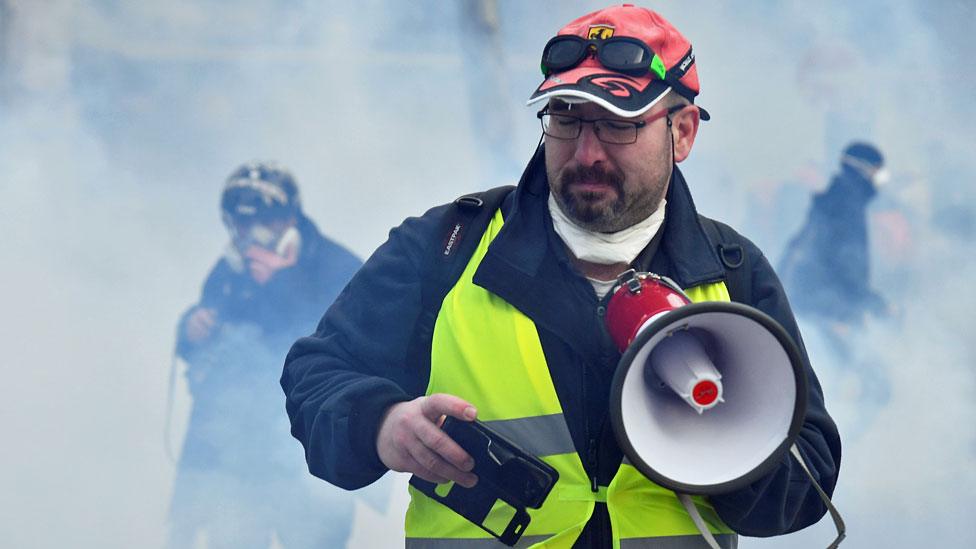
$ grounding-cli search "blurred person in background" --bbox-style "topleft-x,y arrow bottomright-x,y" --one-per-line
168,162 -> 368,548
779,142 -> 892,349
779,142 -> 893,436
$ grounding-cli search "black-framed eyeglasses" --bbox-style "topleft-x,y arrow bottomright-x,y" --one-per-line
540,35 -> 667,80
537,105 -> 685,145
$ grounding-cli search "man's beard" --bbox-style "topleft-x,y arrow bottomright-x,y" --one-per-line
553,164 -> 631,232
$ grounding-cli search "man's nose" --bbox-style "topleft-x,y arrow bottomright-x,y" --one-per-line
573,122 -> 608,166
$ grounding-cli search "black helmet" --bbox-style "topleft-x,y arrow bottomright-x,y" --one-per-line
221,162 -> 301,226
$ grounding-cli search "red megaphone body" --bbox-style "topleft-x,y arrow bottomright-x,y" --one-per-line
604,271 -> 724,413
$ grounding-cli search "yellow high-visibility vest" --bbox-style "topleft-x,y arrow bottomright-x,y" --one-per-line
405,209 -> 737,548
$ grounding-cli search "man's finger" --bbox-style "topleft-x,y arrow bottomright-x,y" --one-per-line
421,393 -> 477,423
415,419 -> 474,472
249,262 -> 271,277
398,453 -> 451,486
185,308 -> 217,341
197,309 -> 216,328
246,245 -> 291,267
245,245 -> 276,262
408,437 -> 477,488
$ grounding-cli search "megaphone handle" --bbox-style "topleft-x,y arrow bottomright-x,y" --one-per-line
789,443 -> 847,548
676,493 -> 723,549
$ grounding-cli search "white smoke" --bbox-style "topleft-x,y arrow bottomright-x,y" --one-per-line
1,1 -> 973,548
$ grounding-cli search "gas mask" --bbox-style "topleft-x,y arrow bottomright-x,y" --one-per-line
224,221 -> 301,274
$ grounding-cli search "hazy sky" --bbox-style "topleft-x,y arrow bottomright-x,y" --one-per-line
2,1 -> 974,547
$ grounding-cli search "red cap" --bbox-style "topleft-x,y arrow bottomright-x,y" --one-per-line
527,4 -> 708,119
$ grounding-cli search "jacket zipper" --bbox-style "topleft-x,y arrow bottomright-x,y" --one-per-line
588,438 -> 599,492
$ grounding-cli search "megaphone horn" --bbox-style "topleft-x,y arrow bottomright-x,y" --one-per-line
604,270 -> 846,548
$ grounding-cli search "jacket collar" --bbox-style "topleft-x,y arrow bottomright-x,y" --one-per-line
478,146 -> 551,278
652,165 -> 727,288
472,146 -> 598,357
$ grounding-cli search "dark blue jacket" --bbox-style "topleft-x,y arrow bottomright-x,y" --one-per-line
282,149 -> 841,544
778,165 -> 885,325
176,215 -> 361,473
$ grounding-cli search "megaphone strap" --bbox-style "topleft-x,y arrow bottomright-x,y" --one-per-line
789,444 -> 847,548
677,446 -> 847,549
676,493 -> 724,549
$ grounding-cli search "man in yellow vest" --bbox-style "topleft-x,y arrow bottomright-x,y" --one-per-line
282,4 -> 840,548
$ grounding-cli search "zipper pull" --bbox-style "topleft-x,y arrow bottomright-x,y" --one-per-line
588,438 -> 599,492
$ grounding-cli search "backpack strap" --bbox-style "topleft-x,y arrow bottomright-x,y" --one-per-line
405,185 -> 515,374
700,217 -> 753,305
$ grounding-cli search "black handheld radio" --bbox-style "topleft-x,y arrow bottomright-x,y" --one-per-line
409,417 -> 559,546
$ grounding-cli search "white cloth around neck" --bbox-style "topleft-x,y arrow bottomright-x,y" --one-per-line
549,193 -> 666,267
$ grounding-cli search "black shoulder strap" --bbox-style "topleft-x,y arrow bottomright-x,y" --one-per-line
700,217 -> 753,304
405,185 -> 515,372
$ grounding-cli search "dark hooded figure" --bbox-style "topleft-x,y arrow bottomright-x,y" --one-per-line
779,142 -> 890,329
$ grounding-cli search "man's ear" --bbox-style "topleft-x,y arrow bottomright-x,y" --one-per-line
671,106 -> 701,163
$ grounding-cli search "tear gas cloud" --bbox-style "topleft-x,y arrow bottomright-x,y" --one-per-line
1,1 -> 973,547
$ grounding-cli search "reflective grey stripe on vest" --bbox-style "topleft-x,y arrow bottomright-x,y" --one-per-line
620,534 -> 738,548
406,534 -> 736,548
483,414 -> 575,457
406,535 -> 551,548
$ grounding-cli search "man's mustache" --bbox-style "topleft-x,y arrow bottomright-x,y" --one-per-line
560,165 -> 625,192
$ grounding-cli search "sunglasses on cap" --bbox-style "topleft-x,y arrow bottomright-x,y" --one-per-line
540,35 -> 667,80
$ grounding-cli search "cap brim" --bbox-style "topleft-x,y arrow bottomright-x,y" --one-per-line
527,66 -> 671,118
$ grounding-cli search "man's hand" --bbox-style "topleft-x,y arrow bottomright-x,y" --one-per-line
184,307 -> 217,343
245,243 -> 298,285
376,393 -> 479,487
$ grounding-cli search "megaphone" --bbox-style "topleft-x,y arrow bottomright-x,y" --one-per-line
605,270 -> 845,548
